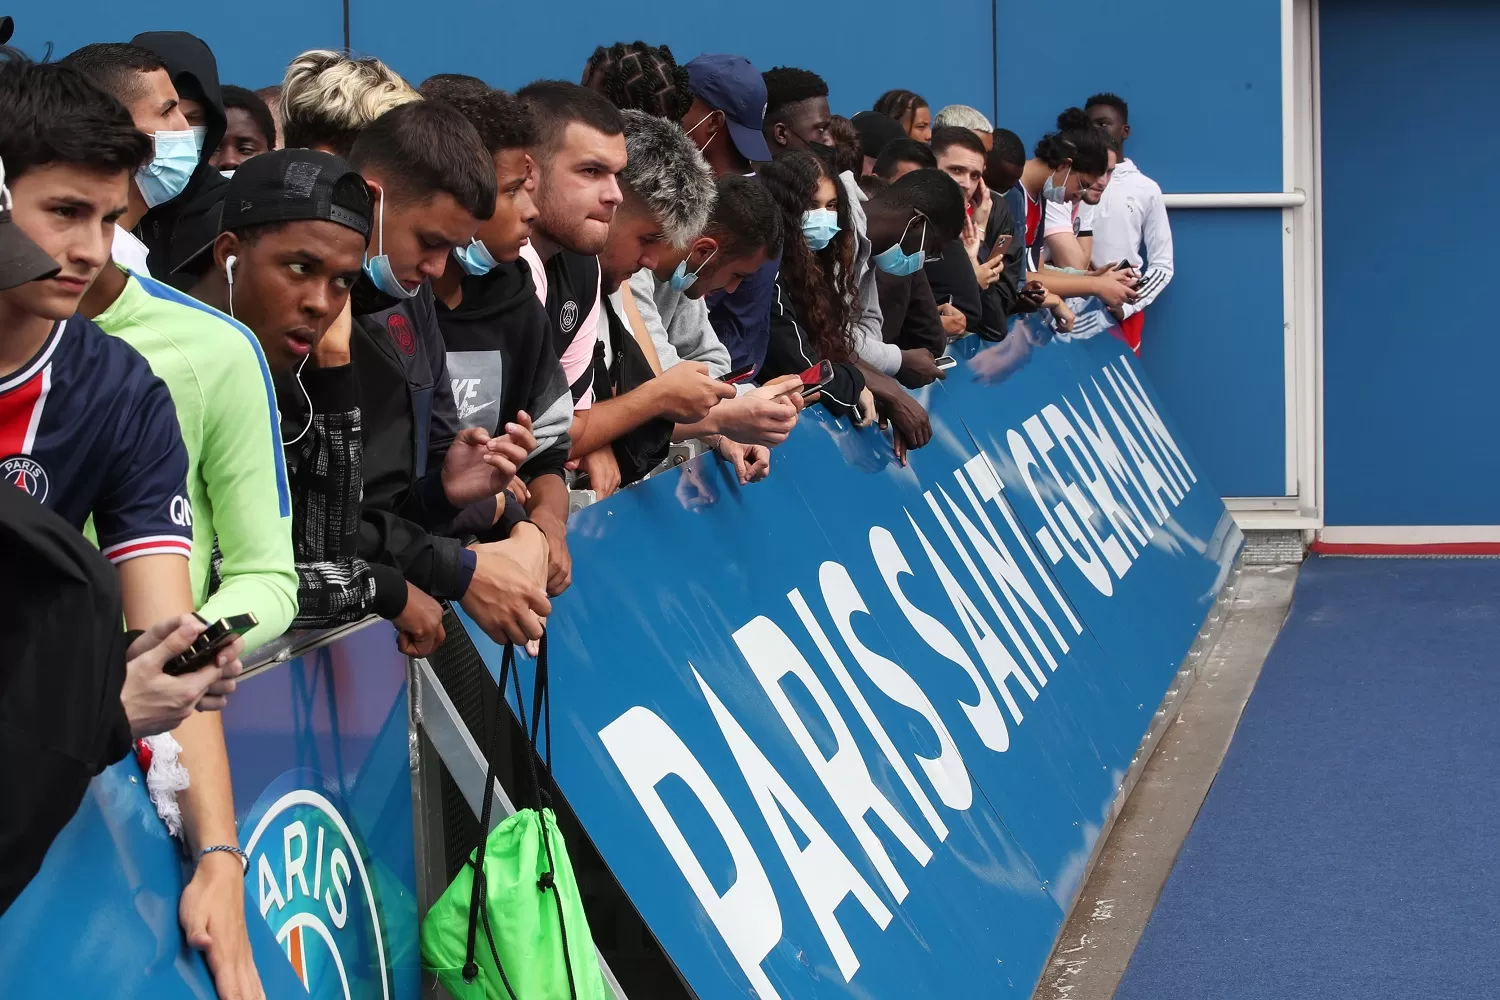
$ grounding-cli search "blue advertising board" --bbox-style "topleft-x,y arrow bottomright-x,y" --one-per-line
0,325 -> 1233,1000
462,327 -> 1239,999
0,623 -> 418,999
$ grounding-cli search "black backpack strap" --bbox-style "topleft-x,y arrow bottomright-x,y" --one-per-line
462,645 -> 520,999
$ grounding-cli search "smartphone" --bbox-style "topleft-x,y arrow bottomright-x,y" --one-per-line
991,234 -> 1014,253
162,612 -> 259,676
935,354 -> 958,371
719,364 -> 756,385
1113,259 -> 1133,271
799,359 -> 834,398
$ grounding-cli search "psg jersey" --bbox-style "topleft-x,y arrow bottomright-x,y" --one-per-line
0,316 -> 193,564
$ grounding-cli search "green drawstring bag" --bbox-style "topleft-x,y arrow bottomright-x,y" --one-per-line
421,637 -> 608,999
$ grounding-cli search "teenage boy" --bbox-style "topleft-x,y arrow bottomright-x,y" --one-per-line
75,61 -> 299,655
629,173 -> 807,448
860,169 -> 967,463
185,149 -> 449,655
345,100 -> 552,646
761,66 -> 835,154
580,109 -> 730,464
0,54 -> 256,998
210,84 -> 275,174
680,55 -> 783,376
422,75 -> 576,596
1086,92 -> 1173,352
129,31 -> 232,282
61,42 -> 192,277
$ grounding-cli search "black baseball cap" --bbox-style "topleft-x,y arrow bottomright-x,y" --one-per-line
851,111 -> 908,161
0,157 -> 61,291
175,148 -> 373,271
685,54 -> 772,163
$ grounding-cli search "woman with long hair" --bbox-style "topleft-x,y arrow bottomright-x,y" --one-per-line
874,88 -> 931,142
757,150 -> 872,422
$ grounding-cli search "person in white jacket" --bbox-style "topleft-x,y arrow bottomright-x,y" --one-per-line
1086,93 -> 1174,354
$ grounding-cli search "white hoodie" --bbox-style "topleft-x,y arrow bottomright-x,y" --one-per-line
1089,158 -> 1174,318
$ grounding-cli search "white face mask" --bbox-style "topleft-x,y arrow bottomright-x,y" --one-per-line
190,125 -> 209,155
1043,165 -> 1072,204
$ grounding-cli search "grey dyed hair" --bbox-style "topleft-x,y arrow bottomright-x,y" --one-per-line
619,108 -> 716,248
934,104 -> 993,133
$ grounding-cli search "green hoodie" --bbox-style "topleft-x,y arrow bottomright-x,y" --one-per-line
94,270 -> 296,650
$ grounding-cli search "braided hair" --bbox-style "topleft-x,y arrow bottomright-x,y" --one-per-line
873,88 -> 929,135
759,150 -> 859,365
580,40 -> 693,121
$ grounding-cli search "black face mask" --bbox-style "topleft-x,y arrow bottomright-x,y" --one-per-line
807,140 -> 837,168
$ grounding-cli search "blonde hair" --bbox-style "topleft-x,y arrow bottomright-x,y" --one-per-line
280,50 -> 420,156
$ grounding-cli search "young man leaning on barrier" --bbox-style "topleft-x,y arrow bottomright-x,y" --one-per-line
514,80 -> 630,495
590,108 -> 782,488
185,148 -> 451,656
345,100 -> 553,648
423,74 -> 577,597
628,173 -> 810,453
859,168 -> 970,464
68,41 -> 298,657
0,52 -> 259,998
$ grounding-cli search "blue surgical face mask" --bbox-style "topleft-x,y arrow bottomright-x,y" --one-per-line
190,125 -> 208,155
453,238 -> 498,276
363,189 -> 420,299
801,208 -> 840,251
670,246 -> 716,292
1043,165 -> 1072,204
872,213 -> 928,276
135,129 -> 199,208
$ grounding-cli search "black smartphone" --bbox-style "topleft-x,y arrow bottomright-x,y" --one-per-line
1113,259 -> 1134,271
162,613 -> 259,676
719,364 -> 756,385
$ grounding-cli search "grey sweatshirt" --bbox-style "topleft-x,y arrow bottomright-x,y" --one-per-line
627,267 -> 734,378
840,170 -> 900,376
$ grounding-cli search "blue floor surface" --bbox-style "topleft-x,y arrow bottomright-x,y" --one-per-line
1115,556 -> 1500,1000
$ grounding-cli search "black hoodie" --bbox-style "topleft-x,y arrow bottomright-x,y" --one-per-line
435,261 -> 573,486
131,31 -> 230,285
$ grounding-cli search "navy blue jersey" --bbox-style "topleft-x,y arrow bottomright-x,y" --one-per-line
0,316 -> 193,564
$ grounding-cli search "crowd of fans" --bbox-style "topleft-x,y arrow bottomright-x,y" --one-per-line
0,18 -> 1174,995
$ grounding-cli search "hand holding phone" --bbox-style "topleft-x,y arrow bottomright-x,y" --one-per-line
162,613 -> 258,676
719,364 -> 757,385
799,359 -> 834,399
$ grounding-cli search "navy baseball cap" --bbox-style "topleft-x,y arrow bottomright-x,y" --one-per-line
685,54 -> 772,163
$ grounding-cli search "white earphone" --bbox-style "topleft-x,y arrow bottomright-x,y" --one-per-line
225,254 -> 238,318
224,250 -> 313,447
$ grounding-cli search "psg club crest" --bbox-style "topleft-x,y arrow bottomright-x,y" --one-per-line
386,314 -> 417,358
1,455 -> 49,502
244,780 -> 392,999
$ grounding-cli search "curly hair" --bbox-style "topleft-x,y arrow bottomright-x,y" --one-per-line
759,150 -> 858,364
1035,106 -> 1110,176
580,40 -> 693,121
827,114 -> 862,177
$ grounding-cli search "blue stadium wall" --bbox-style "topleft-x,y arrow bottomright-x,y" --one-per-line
12,0 -> 1290,501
